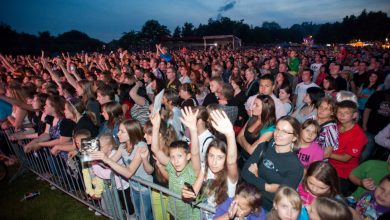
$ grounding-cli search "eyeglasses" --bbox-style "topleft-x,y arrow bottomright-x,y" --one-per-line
274,128 -> 294,136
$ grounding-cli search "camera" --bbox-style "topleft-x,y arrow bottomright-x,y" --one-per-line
80,138 -> 100,162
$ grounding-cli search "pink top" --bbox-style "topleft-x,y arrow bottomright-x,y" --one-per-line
297,142 -> 324,168
91,150 -> 130,190
297,183 -> 316,206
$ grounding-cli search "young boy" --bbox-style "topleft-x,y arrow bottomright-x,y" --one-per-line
328,100 -> 368,196
202,76 -> 223,107
356,174 -> 390,219
151,107 -> 201,219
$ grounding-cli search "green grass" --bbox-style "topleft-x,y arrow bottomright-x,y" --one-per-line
0,165 -> 104,220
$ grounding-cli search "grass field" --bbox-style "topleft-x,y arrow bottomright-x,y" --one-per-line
0,165 -> 103,220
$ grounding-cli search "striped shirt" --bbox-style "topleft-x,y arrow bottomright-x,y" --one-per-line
315,120 -> 339,150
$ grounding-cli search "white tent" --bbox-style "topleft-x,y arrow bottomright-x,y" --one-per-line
203,35 -> 242,50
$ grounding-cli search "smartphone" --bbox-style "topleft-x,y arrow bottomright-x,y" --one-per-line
184,182 -> 195,194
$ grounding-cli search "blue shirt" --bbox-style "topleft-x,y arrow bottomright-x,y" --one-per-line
0,100 -> 12,120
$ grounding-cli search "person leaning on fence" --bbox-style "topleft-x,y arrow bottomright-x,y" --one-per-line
24,96 -> 75,176
87,134 -> 136,217
150,107 -> 201,220
181,108 -> 239,220
90,119 -> 153,220
70,129 -> 100,198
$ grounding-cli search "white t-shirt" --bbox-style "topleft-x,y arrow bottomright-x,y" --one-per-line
120,141 -> 153,190
294,82 -> 319,110
198,129 -> 214,168
205,169 -> 236,205
179,76 -> 191,84
310,63 -> 322,82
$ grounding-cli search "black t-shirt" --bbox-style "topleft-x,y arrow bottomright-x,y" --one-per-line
60,118 -> 76,137
45,116 -> 76,137
202,93 -> 218,107
335,76 -> 348,91
232,91 -> 249,127
28,111 -> 46,135
241,141 -> 304,210
245,80 -> 259,98
74,114 -> 99,138
353,72 -> 369,88
44,115 -> 55,126
166,79 -> 181,92
365,90 -> 390,134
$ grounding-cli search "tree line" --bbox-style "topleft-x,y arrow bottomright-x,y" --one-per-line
0,9 -> 389,54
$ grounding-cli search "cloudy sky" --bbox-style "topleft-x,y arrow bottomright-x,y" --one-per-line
1,0 -> 389,42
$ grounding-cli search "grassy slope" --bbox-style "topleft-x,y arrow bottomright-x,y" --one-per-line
0,165 -> 103,220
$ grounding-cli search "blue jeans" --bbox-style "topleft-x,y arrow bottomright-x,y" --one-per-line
130,184 -> 153,220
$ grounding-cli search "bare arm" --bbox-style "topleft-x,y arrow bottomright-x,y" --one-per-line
26,56 -> 38,73
129,82 -> 146,106
52,142 -> 76,152
329,153 -> 352,162
0,95 -> 34,111
180,107 -> 201,176
150,113 -> 170,165
8,107 -> 28,130
90,149 -> 144,179
57,59 -> 78,89
140,148 -> 154,174
0,54 -> 16,72
362,108 -> 371,131
38,136 -> 72,148
247,132 -> 274,154
42,58 -> 62,87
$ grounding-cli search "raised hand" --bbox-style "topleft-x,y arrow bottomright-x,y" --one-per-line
180,106 -> 199,132
41,57 -> 49,69
150,112 -> 161,128
248,163 -> 259,177
56,58 -> 64,67
210,110 -> 234,136
228,200 -> 239,219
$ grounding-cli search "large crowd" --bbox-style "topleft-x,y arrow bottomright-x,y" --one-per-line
0,44 -> 389,220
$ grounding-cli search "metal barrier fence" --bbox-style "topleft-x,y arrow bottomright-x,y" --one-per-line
1,127 -> 215,220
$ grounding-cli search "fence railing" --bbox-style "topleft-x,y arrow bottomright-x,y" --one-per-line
1,127 -> 216,220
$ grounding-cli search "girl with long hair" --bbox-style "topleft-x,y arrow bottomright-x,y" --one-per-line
181,108 -> 239,220
90,119 -> 153,220
238,95 -> 276,157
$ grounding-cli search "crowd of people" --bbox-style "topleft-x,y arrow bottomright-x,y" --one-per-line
0,44 -> 389,220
